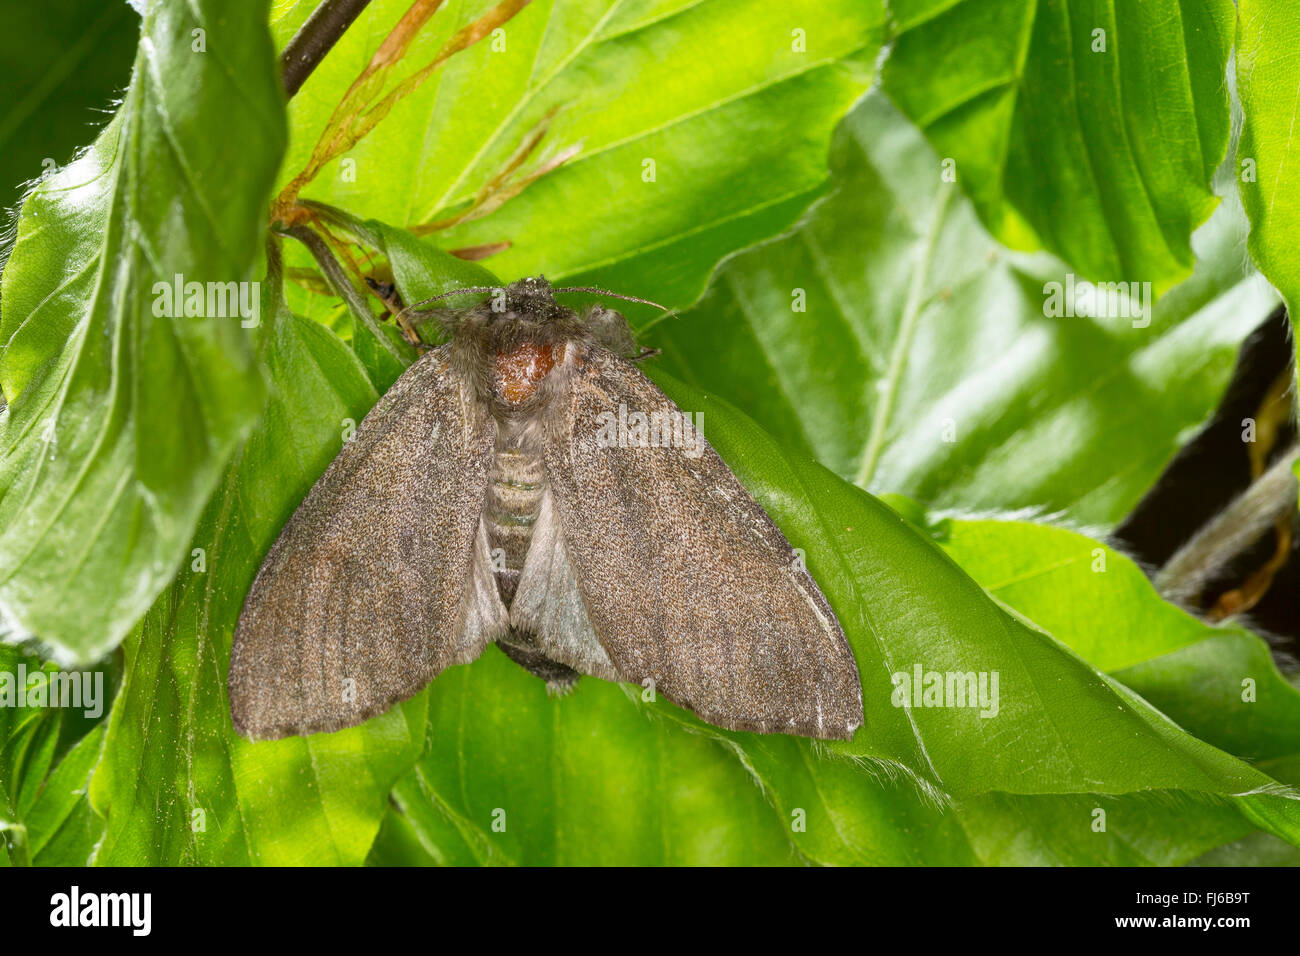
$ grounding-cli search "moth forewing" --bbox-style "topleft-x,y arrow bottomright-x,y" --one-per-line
228,346 -> 498,740
538,348 -> 864,740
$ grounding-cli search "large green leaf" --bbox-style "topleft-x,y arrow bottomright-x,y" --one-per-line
938,517 -> 1300,767
648,376 -> 1300,827
270,0 -> 881,309
373,647 -> 803,866
881,0 -> 1232,292
85,276 -> 429,865
649,91 -> 1277,527
376,654 -> 1268,865
360,363 -> 1298,864
0,0 -> 286,664
1237,0 -> 1300,317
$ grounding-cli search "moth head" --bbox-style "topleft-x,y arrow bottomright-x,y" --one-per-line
490,281 -> 641,358
494,275 -> 570,322
400,277 -> 666,360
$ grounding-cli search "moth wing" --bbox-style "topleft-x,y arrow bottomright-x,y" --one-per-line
229,345 -> 503,740
533,347 -> 863,739
509,486 -> 620,682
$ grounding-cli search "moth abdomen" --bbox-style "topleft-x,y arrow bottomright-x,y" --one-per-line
485,446 -> 546,604
496,634 -> 582,690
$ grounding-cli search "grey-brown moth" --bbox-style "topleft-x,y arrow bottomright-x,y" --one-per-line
228,277 -> 864,741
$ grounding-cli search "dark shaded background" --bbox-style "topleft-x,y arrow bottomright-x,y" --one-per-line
1115,306 -> 1299,662
0,0 -> 138,214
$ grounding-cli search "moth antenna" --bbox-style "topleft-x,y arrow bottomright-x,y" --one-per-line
553,286 -> 670,312
392,286 -> 502,328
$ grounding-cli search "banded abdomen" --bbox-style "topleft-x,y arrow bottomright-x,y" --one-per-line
485,446 -> 544,605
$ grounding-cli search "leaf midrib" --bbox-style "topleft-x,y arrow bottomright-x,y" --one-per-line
854,181 -> 955,487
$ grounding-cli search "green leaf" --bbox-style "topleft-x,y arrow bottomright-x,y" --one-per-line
86,282 -> 423,865
373,653 -> 1269,865
938,517 -> 1300,766
282,205 -> 502,389
0,642 -> 110,866
0,0 -> 286,664
1230,0 -> 1300,498
376,647 -> 802,866
1191,829 -> 1300,866
370,218 -> 500,304
270,0 -> 882,309
354,216 -> 499,388
647,372 -> 1300,843
649,91 -> 1277,527
1237,0 -> 1300,318
881,0 -> 1233,292
22,725 -> 105,866
954,791 -> 1258,866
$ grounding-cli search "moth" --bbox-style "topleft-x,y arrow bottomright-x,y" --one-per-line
229,277 -> 863,740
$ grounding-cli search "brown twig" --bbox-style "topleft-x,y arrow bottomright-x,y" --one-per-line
280,0 -> 375,98
1157,444 -> 1300,608
282,225 -> 417,354
1206,368 -> 1298,619
272,0 -> 534,224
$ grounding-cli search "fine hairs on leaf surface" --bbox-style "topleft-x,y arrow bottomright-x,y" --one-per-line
2,0 -> 1300,868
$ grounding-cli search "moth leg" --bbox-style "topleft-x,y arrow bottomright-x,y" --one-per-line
405,310 -> 449,352
364,276 -> 403,313
496,634 -> 581,692
363,277 -> 441,350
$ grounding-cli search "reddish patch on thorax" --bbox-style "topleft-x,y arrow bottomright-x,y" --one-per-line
495,342 -> 558,404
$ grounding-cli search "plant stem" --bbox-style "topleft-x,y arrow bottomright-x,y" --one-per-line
1155,443 -> 1300,607
280,0 -> 374,98
281,224 -> 412,360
